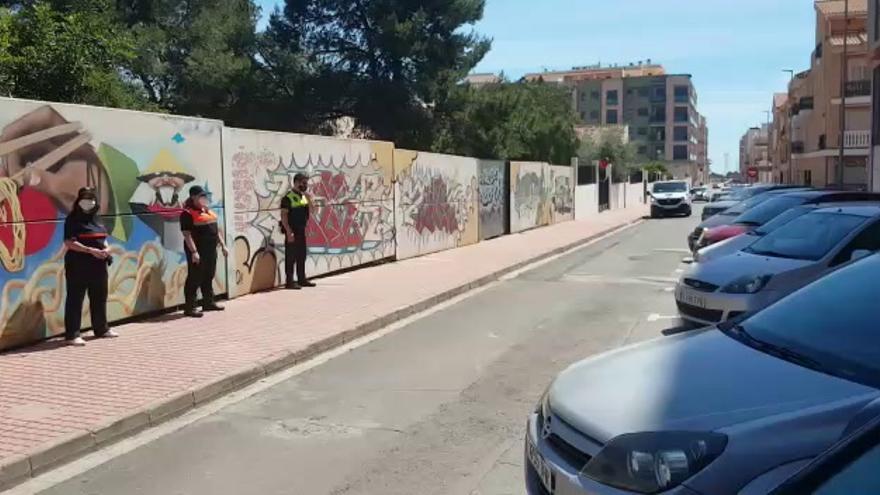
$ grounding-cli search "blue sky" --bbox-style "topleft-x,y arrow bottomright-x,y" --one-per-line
256,0 -> 816,174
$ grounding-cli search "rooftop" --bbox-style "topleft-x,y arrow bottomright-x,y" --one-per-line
815,0 -> 868,17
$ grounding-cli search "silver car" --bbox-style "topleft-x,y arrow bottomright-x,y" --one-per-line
525,254 -> 880,495
677,204 -> 880,326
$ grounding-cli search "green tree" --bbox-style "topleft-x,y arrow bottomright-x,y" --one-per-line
263,0 -> 491,147
578,126 -> 637,177
432,80 -> 579,164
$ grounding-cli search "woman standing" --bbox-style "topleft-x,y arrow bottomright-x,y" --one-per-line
180,185 -> 228,318
63,187 -> 119,346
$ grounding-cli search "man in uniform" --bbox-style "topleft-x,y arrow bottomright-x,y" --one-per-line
280,173 -> 315,290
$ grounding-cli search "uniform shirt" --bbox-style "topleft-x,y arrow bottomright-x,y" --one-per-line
180,206 -> 219,252
280,190 -> 310,230
64,213 -> 108,264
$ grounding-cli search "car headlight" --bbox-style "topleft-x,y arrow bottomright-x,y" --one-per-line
534,384 -> 551,414
580,432 -> 727,494
650,196 -> 659,204
721,274 -> 772,294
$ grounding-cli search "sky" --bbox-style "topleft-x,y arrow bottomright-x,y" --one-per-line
256,0 -> 816,174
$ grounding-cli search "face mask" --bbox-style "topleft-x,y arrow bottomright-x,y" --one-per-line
78,199 -> 97,212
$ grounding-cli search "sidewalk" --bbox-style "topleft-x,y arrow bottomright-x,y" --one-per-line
0,206 -> 646,489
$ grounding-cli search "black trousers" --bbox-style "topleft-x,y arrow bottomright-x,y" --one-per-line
64,259 -> 109,340
184,243 -> 217,310
285,227 -> 307,285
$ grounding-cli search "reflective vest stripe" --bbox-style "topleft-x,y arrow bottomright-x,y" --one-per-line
285,192 -> 309,208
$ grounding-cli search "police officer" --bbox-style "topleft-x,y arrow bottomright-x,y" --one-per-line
63,187 -> 119,346
180,185 -> 228,317
280,173 -> 315,290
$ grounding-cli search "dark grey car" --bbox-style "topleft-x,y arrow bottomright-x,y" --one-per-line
525,255 -> 880,495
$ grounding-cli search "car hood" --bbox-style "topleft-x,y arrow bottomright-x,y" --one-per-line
549,330 -> 875,443
696,234 -> 757,263
687,250 -> 812,286
698,213 -> 738,230
705,200 -> 737,210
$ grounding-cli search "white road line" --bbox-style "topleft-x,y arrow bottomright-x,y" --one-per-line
647,313 -> 679,322
4,220 -> 645,495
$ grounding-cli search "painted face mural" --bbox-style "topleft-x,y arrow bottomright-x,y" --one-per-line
0,101 -> 226,350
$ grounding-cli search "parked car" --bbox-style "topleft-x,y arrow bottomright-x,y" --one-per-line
690,186 -> 709,202
689,188 -> 812,251
677,204 -> 880,326
696,191 -> 880,251
649,180 -> 692,218
767,412 -> 880,494
701,185 -> 799,220
525,254 -> 880,495
694,201 -> 880,264
702,199 -> 739,220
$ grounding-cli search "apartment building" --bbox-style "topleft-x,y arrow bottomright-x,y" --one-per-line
740,125 -> 773,183
868,0 -> 880,191
525,62 -> 710,184
782,0 -> 871,189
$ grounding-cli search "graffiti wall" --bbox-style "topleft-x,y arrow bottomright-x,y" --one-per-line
224,128 -> 396,296
549,165 -> 574,224
394,150 -> 478,260
478,160 -> 507,240
0,98 -> 226,350
510,161 -> 551,233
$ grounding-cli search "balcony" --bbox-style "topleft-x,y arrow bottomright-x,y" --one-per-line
792,141 -> 805,154
844,130 -> 871,148
845,80 -> 871,98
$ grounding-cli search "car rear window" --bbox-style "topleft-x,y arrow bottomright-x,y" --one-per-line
734,196 -> 806,226
754,206 -> 811,235
742,255 -> 880,388
745,212 -> 866,261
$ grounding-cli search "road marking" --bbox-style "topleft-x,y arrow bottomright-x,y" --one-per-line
5,220 -> 646,495
647,313 -> 679,322
663,287 -> 675,292
653,248 -> 691,254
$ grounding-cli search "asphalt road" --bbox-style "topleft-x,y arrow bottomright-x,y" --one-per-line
34,208 -> 701,495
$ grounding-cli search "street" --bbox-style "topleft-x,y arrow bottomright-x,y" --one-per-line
33,210 -> 700,495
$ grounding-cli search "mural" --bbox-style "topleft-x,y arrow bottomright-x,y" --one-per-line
478,160 -> 507,240
510,161 -> 551,233
224,129 -> 396,296
549,165 -> 574,223
394,150 -> 478,260
0,99 -> 225,350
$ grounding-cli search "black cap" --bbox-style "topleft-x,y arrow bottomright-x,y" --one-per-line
77,187 -> 97,200
293,173 -> 308,182
189,185 -> 207,198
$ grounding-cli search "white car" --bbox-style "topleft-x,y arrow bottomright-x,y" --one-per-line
649,180 -> 692,218
676,204 -> 880,326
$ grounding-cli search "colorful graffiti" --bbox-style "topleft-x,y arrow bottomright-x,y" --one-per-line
394,150 -> 478,260
478,160 -> 507,240
0,99 -> 226,350
550,165 -> 574,223
224,129 -> 395,296
510,162 -> 550,233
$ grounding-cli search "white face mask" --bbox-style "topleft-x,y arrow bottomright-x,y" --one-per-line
78,199 -> 97,212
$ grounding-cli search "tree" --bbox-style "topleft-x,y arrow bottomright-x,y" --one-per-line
643,161 -> 669,181
432,80 -> 580,164
263,0 -> 491,147
578,126 -> 637,177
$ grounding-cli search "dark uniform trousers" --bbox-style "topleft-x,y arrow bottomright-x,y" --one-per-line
64,260 -> 109,340
184,243 -> 217,309
285,226 -> 307,285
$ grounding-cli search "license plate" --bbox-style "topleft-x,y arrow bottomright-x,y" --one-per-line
527,437 -> 555,493
677,286 -> 707,308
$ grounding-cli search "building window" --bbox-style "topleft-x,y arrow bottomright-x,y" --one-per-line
673,145 -> 689,160
638,88 -> 649,97
654,87 -> 666,99
590,110 -> 599,120
674,126 -> 688,141
654,145 -> 665,159
652,127 -> 666,141
638,146 -> 648,155
873,67 -> 880,144
637,127 -> 648,136
606,109 -> 619,124
674,106 -> 689,122
637,107 -> 649,117
591,91 -> 600,99
674,85 -> 689,103
804,170 -> 812,186
606,90 -> 619,105
651,106 -> 666,123
627,89 -> 633,96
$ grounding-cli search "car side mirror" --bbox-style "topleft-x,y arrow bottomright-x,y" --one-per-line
851,249 -> 872,262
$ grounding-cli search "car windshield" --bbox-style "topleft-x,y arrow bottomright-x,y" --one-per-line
737,255 -> 880,388
725,193 -> 774,215
653,182 -> 688,193
745,212 -> 866,261
753,206 -> 812,235
734,196 -> 806,226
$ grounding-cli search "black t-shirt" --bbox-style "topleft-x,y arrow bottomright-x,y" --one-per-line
64,214 -> 108,264
280,191 -> 310,231
180,207 -> 219,252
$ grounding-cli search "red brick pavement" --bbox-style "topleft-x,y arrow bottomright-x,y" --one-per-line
0,207 -> 646,487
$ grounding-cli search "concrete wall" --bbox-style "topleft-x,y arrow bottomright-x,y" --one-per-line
625,182 -> 646,208
223,128 -> 396,296
510,161 -> 551,233
549,165 -> 575,223
0,98 -> 225,349
574,184 -> 598,219
394,150 -> 479,260
478,160 -> 508,240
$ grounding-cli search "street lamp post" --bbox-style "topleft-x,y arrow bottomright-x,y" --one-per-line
783,69 -> 795,184
763,110 -> 772,183
837,0 -> 849,187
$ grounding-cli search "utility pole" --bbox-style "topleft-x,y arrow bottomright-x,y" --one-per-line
837,0 -> 849,186
783,69 -> 795,184
763,110 -> 772,183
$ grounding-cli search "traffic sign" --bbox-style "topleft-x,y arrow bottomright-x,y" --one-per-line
747,167 -> 758,179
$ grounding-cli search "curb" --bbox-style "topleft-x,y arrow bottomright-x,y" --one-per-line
0,214 -> 645,491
